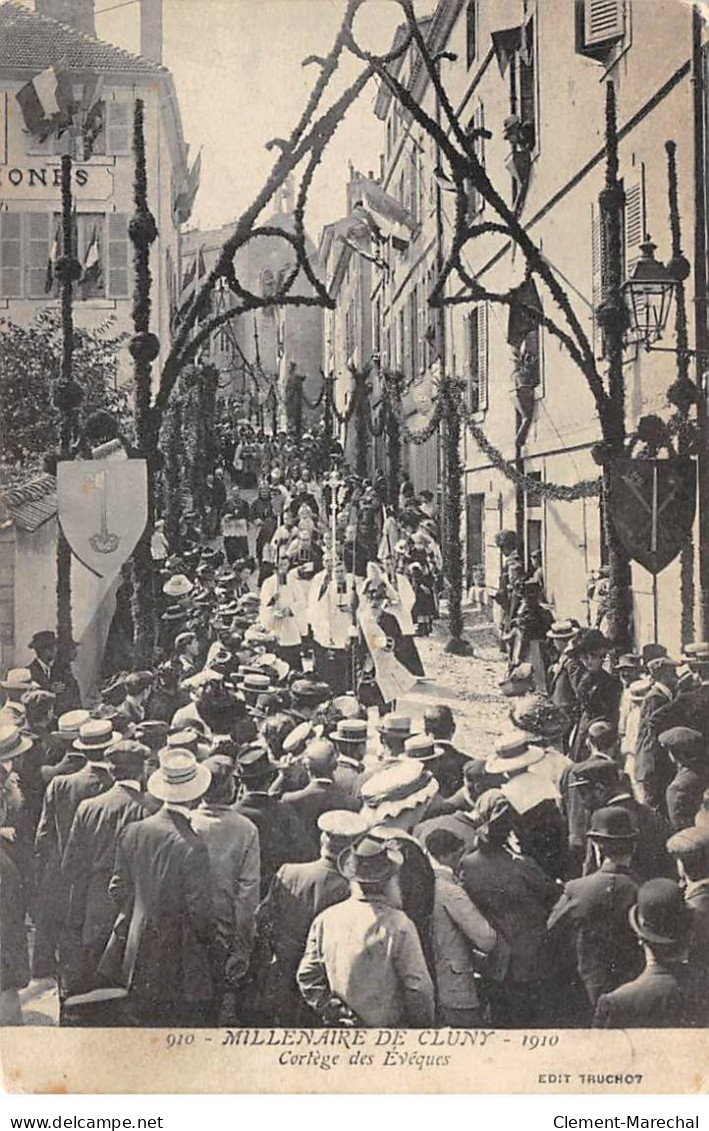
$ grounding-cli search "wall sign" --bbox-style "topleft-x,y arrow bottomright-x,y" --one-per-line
0,163 -> 113,200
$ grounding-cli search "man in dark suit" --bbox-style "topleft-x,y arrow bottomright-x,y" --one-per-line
59,740 -> 159,995
422,704 -> 470,798
41,710 -> 90,785
569,630 -> 622,762
594,879 -> 703,1028
102,750 -> 221,1027
660,727 -> 709,833
568,756 -> 673,882
32,719 -> 117,979
331,718 -> 367,808
281,739 -> 354,840
547,807 -> 642,1012
254,809 -> 368,1024
234,746 -> 315,896
27,630 -> 58,692
634,657 -> 679,812
460,789 -> 559,1027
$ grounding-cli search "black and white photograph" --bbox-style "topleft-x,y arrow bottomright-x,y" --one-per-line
0,0 -> 708,1095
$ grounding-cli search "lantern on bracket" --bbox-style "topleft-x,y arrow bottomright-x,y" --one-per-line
621,237 -> 677,350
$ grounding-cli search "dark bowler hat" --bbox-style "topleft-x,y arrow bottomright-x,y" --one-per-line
587,806 -> 637,841
642,643 -> 668,665
338,834 -> 403,885
629,879 -> 691,946
234,744 -> 274,780
28,630 -> 57,650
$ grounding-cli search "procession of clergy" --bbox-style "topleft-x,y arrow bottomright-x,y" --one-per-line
1,457 -> 709,1033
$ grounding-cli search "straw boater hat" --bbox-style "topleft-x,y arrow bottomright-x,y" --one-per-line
332,718 -> 368,746
282,720 -> 315,757
546,619 -> 580,641
404,734 -> 440,763
337,833 -> 404,885
73,719 -> 121,752
628,879 -> 692,947
318,809 -> 369,853
485,732 -> 545,776
0,668 -> 38,693
0,724 -> 34,763
51,709 -> 91,745
148,749 -> 211,804
162,574 -> 193,599
161,603 -> 189,624
360,760 -> 439,822
238,672 -> 277,697
376,712 -> 415,738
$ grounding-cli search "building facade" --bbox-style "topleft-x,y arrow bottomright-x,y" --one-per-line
325,0 -> 704,651
0,0 -> 191,383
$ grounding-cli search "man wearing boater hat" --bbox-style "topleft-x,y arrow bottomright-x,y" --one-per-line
255,809 -> 368,1025
33,719 -> 118,978
297,832 -> 435,1028
102,750 -> 221,1027
59,740 -> 159,996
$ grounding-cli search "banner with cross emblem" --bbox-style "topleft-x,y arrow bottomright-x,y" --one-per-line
56,460 -> 148,581
609,457 -> 696,574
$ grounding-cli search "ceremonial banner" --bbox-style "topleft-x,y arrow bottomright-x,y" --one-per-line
56,460 -> 148,581
609,457 -> 696,574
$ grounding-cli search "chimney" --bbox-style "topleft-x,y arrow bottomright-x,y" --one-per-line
140,0 -> 163,65
36,0 -> 96,36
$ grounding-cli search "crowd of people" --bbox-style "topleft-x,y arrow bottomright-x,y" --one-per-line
0,451 -> 708,1032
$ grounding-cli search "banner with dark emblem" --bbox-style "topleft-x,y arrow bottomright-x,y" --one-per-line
57,460 -> 148,580
609,457 -> 696,574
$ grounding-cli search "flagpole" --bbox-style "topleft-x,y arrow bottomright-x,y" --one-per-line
54,153 -> 82,678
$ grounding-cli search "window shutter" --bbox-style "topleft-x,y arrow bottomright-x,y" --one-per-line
107,212 -> 130,296
106,100 -> 131,156
478,301 -> 489,411
467,308 -> 480,412
624,163 -> 646,273
27,212 -> 51,298
0,212 -> 24,297
584,0 -> 624,47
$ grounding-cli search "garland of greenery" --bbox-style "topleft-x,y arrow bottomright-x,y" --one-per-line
129,99 -> 160,666
55,153 -> 81,677
162,398 -> 183,551
664,140 -> 696,646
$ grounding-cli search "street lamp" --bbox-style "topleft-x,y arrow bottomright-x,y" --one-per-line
622,237 -> 677,350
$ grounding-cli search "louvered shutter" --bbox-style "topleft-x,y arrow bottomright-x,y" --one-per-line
584,0 -> 624,46
624,164 -> 646,273
467,308 -> 480,412
0,213 -> 23,297
106,101 -> 131,156
27,212 -> 51,298
107,212 -> 130,297
478,301 -> 489,411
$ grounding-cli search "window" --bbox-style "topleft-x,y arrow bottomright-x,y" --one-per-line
106,212 -> 130,297
466,302 -> 488,413
0,213 -> 23,297
106,100 -> 131,155
51,213 -> 107,298
576,0 -> 625,61
466,0 -> 478,69
25,98 -> 129,159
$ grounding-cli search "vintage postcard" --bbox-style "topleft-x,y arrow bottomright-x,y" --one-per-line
0,0 -> 708,1097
